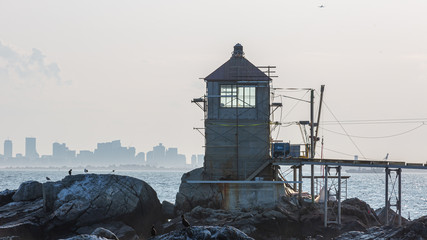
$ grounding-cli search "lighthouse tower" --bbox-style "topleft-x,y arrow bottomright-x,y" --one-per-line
203,43 -> 274,181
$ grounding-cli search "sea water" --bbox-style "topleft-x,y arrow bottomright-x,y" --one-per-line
0,168 -> 425,219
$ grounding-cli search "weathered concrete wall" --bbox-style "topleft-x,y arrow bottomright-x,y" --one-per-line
221,183 -> 285,210
175,168 -> 286,212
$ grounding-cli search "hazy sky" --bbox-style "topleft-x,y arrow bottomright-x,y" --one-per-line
1,0 -> 427,163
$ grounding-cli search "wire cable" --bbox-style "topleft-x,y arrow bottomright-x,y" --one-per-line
320,123 -> 425,139
322,98 -> 368,160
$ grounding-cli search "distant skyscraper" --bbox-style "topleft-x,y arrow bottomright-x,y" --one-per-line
136,152 -> 145,162
94,140 -> 136,164
53,142 -> 76,159
25,137 -> 39,159
4,140 -> 12,158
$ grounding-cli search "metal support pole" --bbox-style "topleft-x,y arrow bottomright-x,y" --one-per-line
298,165 -> 303,200
398,168 -> 402,226
293,166 -> 297,191
311,165 -> 315,202
385,167 -> 389,226
337,166 -> 342,225
324,165 -> 328,227
310,89 -> 315,203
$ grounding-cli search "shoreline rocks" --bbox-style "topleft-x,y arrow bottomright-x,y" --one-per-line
0,171 -> 425,240
151,226 -> 254,240
175,168 -> 222,214
165,196 -> 387,239
0,174 -> 165,240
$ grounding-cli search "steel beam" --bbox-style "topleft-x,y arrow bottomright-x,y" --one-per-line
398,168 -> 402,226
298,165 -> 303,200
385,167 -> 389,226
324,165 -> 328,227
337,166 -> 342,225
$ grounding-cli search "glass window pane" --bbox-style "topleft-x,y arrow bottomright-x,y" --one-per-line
220,85 -> 255,108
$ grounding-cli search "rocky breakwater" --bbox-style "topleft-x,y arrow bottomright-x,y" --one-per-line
0,174 -> 164,240
166,197 -> 385,239
170,168 -> 390,239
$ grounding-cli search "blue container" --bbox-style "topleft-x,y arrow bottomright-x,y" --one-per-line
271,143 -> 290,158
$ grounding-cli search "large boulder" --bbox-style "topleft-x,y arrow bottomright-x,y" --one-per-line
175,168 -> 222,214
63,227 -> 119,240
161,201 -> 176,219
151,226 -> 254,240
12,181 -> 43,202
375,206 -> 408,226
0,199 -> 44,239
43,174 -> 163,239
76,221 -> 138,240
0,189 -> 15,207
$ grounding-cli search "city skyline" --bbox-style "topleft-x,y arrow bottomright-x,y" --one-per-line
0,137 -> 201,167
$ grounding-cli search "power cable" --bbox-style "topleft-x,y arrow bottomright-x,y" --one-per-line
322,99 -> 368,160
320,123 -> 425,139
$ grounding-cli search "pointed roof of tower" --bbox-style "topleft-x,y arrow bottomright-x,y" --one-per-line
205,44 -> 271,82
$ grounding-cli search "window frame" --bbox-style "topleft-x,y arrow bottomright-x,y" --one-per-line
220,84 -> 256,108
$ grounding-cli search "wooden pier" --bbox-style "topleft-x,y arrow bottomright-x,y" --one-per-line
273,157 -> 427,227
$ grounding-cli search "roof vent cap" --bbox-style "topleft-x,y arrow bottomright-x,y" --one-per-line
232,43 -> 244,58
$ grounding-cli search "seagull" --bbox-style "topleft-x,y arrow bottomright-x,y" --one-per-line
84,168 -> 88,173
181,214 -> 190,228
151,225 -> 157,237
46,177 -> 51,181
68,169 -> 72,176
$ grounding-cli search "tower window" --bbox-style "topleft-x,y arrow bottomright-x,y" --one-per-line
220,85 -> 256,108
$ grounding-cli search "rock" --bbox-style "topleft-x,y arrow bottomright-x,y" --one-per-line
375,206 -> 408,226
336,215 -> 427,240
12,181 -> 43,202
341,198 -> 381,226
44,174 -> 163,239
91,227 -> 119,240
151,226 -> 254,240
161,201 -> 176,219
76,221 -> 139,240
165,196 -> 391,240
175,168 -> 222,214
0,221 -> 43,240
0,190 -> 15,207
0,199 -> 44,239
62,234 -> 116,240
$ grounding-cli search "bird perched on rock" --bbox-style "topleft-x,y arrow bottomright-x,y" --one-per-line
46,177 -> 51,181
181,214 -> 190,228
84,168 -> 88,173
151,225 -> 157,237
68,169 -> 72,176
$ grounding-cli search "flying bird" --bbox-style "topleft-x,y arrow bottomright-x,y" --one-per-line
68,169 -> 72,176
46,177 -> 51,181
84,168 -> 88,173
319,5 -> 325,8
151,225 -> 157,237
181,214 -> 190,228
